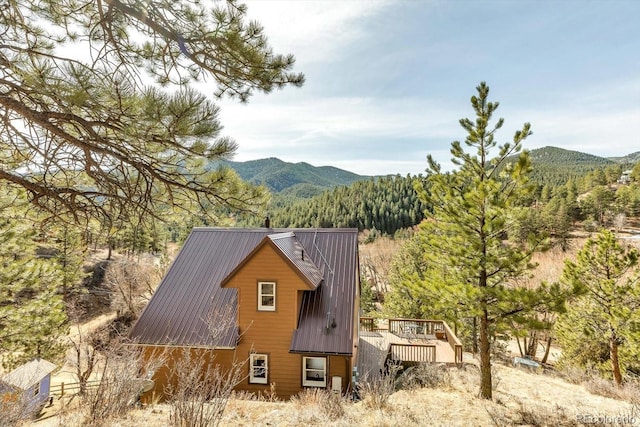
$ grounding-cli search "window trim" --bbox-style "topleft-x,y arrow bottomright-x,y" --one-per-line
249,353 -> 269,384
257,281 -> 276,311
302,356 -> 327,387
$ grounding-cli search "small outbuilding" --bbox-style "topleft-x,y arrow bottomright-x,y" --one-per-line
0,358 -> 56,418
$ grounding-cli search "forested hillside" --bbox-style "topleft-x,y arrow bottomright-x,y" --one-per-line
609,151 -> 640,164
228,148 -> 640,238
524,146 -> 616,186
254,175 -> 427,235
222,157 -> 370,195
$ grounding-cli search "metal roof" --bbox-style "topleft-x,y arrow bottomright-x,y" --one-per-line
129,228 -> 358,355
220,232 -> 324,290
266,232 -> 324,289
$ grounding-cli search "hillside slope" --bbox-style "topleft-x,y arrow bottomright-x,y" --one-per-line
525,146 -> 615,186
38,360 -> 637,426
609,151 -> 640,164
223,158 -> 370,194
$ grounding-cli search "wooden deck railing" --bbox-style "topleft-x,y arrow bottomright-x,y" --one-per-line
387,318 -> 445,336
360,317 -> 381,332
389,344 -> 436,363
360,317 -> 464,366
441,321 -> 464,365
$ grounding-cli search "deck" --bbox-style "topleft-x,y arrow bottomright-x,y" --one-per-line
356,318 -> 463,379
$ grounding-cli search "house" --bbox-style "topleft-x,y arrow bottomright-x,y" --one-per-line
617,170 -> 633,184
129,228 -> 360,399
0,358 -> 56,417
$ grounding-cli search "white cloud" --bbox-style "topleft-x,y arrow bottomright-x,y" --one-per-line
219,95 -> 459,149
213,1 -> 640,176
242,0 -> 395,64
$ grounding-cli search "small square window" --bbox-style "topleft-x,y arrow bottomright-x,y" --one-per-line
302,356 -> 326,387
258,282 -> 276,311
250,354 -> 268,384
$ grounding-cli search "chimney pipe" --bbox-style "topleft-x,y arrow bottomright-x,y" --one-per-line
265,216 -> 270,228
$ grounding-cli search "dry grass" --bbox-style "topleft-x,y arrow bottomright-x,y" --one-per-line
31,360 -> 640,427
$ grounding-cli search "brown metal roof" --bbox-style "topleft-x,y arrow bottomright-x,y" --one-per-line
267,232 -> 324,289
220,232 -> 324,290
289,229 -> 358,355
129,228 -> 358,355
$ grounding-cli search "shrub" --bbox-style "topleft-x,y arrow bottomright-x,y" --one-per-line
165,349 -> 246,427
395,363 -> 451,390
357,364 -> 401,410
290,388 -> 345,422
75,343 -> 164,426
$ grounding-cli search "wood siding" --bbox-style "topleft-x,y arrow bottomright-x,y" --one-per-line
229,244 -> 350,397
144,243 -> 351,400
143,348 -> 350,401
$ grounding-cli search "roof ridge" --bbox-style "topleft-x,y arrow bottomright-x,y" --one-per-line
268,231 -> 296,240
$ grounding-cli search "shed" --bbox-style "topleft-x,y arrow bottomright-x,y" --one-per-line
0,359 -> 56,417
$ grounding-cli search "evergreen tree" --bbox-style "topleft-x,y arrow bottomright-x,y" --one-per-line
556,230 -> 640,385
0,190 -> 68,369
414,82 -> 560,399
41,224 -> 89,300
1,0 -> 300,222
631,162 -> 640,182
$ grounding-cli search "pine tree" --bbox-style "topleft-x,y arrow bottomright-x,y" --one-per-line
0,190 -> 68,369
556,230 -> 640,385
414,82 -> 560,399
1,0 -> 301,223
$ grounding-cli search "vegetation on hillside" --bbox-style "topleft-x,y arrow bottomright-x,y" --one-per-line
224,158 -> 369,195
407,82 -> 568,399
556,230 -> 640,384
253,174 -> 427,234
0,189 -> 68,369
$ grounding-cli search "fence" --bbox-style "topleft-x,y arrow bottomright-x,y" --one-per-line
49,380 -> 101,398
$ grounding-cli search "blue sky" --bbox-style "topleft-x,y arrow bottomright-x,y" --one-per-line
218,0 -> 640,176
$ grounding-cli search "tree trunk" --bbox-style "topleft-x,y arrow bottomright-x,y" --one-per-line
472,316 -> 478,354
516,336 -> 524,357
479,308 -> 492,399
610,331 -> 623,386
526,331 -> 538,358
541,335 -> 552,364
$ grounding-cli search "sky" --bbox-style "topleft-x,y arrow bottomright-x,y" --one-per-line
216,0 -> 640,176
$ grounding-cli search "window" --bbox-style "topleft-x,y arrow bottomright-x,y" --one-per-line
302,356 -> 326,387
258,281 -> 276,311
249,353 -> 268,384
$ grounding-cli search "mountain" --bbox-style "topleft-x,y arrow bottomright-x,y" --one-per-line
223,147 -> 637,197
525,146 -> 616,186
223,157 -> 371,195
608,151 -> 640,165
529,146 -> 614,166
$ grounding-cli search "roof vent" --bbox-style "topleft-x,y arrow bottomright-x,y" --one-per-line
325,311 -> 337,334
265,216 -> 271,228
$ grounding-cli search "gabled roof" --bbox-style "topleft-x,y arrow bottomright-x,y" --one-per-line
221,232 -> 323,290
129,228 -> 358,355
1,359 -> 56,390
